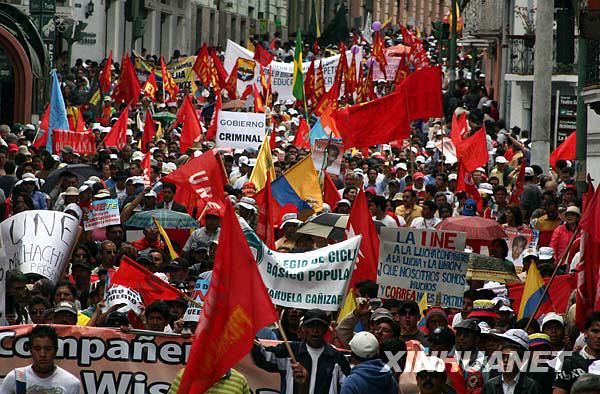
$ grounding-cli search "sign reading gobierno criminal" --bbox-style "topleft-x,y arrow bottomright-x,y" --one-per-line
377,227 -> 468,308
215,111 -> 266,150
0,211 -> 80,283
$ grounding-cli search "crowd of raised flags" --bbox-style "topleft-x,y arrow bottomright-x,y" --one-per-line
0,15 -> 598,394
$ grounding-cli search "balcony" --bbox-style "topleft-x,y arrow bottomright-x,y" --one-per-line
507,35 -> 578,76
585,39 -> 600,89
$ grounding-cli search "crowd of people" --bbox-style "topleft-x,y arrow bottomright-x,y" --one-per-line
0,26 -> 595,394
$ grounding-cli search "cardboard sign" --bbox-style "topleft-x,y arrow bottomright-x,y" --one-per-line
224,39 -> 361,101
505,227 -> 539,272
103,285 -> 144,315
183,277 -> 210,322
378,227 -> 468,308
0,211 -> 79,283
84,198 -> 120,231
52,129 -> 96,155
312,139 -> 344,175
216,111 -> 266,150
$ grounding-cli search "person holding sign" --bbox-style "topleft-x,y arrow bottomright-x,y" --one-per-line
0,326 -> 80,394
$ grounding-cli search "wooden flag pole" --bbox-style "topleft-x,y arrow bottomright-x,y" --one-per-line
275,321 -> 298,363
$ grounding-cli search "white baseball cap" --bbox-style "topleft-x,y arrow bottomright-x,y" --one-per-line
539,247 -> 554,261
542,312 -> 564,329
495,156 -> 508,164
280,213 -> 302,229
495,328 -> 529,350
349,332 -> 379,359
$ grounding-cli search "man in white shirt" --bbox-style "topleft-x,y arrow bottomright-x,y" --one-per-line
0,325 -> 80,394
369,195 -> 404,227
410,201 -> 441,229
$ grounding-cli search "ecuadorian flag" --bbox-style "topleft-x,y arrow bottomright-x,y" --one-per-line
271,155 -> 323,214
518,263 -> 547,320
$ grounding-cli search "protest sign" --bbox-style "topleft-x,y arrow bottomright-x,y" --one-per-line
378,227 -> 468,307
183,277 -> 210,322
224,39 -> 361,101
0,211 -> 79,283
312,139 -> 344,175
103,285 -> 143,315
372,55 -> 407,81
84,198 -> 120,231
504,227 -> 539,271
216,111 -> 266,150
241,222 -> 361,311
0,325 -> 281,393
52,129 -> 96,155
133,52 -> 198,92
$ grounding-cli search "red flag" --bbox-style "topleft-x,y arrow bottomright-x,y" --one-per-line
99,51 -> 113,94
75,108 -> 85,132
265,68 -> 273,108
372,32 -> 387,79
292,118 -> 311,149
457,159 -> 483,212
346,188 -> 379,288
176,95 -> 203,153
314,61 -> 325,101
581,181 -> 600,243
110,256 -> 187,305
345,52 -> 358,99
254,172 -> 278,249
192,44 -> 212,87
269,129 -> 277,150
455,126 -> 489,172
355,64 -> 366,103
334,43 -> 348,86
253,43 -> 274,67
142,72 -> 158,101
550,132 -> 576,169
224,61 -> 238,99
210,49 -> 228,91
141,152 -> 152,187
161,56 -> 179,99
240,84 -> 253,101
111,54 -> 141,105
323,173 -> 341,208
365,62 -> 376,101
314,78 -> 341,117
206,92 -> 221,141
141,111 -> 156,153
450,111 -> 469,147
304,60 -> 316,105
162,149 -> 227,207
508,274 -> 577,320
509,159 -> 527,205
103,107 -> 129,150
178,202 -> 278,394
312,40 -> 320,55
34,105 -> 50,149
252,84 -> 265,113
393,55 -> 410,87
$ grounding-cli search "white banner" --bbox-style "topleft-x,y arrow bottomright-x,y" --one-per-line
241,222 -> 361,311
372,55 -> 401,81
216,111 -> 267,150
224,40 -> 362,101
0,211 -> 80,283
103,285 -> 143,315
377,227 -> 468,308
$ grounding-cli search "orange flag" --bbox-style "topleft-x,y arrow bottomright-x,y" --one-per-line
160,56 -> 179,99
292,118 -> 311,149
76,108 -> 85,132
334,43 -> 348,86
141,111 -> 156,153
224,62 -> 238,99
103,108 -> 129,150
177,202 -> 278,394
176,95 -> 203,153
142,72 -> 158,101
192,44 -> 211,87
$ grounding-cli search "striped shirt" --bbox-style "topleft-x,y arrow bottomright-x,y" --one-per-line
168,368 -> 250,394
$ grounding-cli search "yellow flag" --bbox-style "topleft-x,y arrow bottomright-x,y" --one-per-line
155,121 -> 164,140
249,135 -> 276,191
153,217 -> 178,260
418,291 -> 428,317
246,38 -> 255,52
337,289 -> 357,324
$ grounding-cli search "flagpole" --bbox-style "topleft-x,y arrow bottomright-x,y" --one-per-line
525,228 -> 581,330
275,321 -> 298,363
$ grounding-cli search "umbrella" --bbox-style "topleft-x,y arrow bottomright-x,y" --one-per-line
297,213 -> 349,241
435,216 -> 507,240
124,209 -> 199,229
466,253 -> 520,284
153,111 -> 177,124
42,164 -> 102,193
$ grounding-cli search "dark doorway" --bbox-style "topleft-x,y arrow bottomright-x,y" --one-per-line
0,48 -> 15,125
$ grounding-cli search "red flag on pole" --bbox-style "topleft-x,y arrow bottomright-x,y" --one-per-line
254,172 -> 278,249
178,202 -> 278,394
99,51 -> 113,94
550,132 -> 576,169
224,62 -> 238,99
449,111 -> 469,147
176,95 -> 203,153
141,152 -> 152,187
323,173 -> 341,209
240,84 -> 253,101
141,111 -> 156,153
393,55 -> 410,88
304,59 -> 316,105
292,118 -> 311,149
372,32 -> 388,79
334,43 -> 348,86
160,56 -> 179,99
509,159 -> 527,205
345,52 -> 358,99
346,188 -> 380,288
34,105 -> 50,149
455,127 -> 489,172
75,108 -> 85,132
110,256 -> 187,305
253,43 -> 274,67
457,159 -> 483,212
205,92 -> 221,141
142,72 -> 158,101
314,61 -> 325,101
192,44 -> 212,87
209,49 -> 228,91
103,107 -> 129,150
111,54 -> 141,105
252,84 -> 265,113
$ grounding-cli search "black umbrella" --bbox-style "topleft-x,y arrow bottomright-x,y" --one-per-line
297,213 -> 349,240
42,164 -> 102,193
